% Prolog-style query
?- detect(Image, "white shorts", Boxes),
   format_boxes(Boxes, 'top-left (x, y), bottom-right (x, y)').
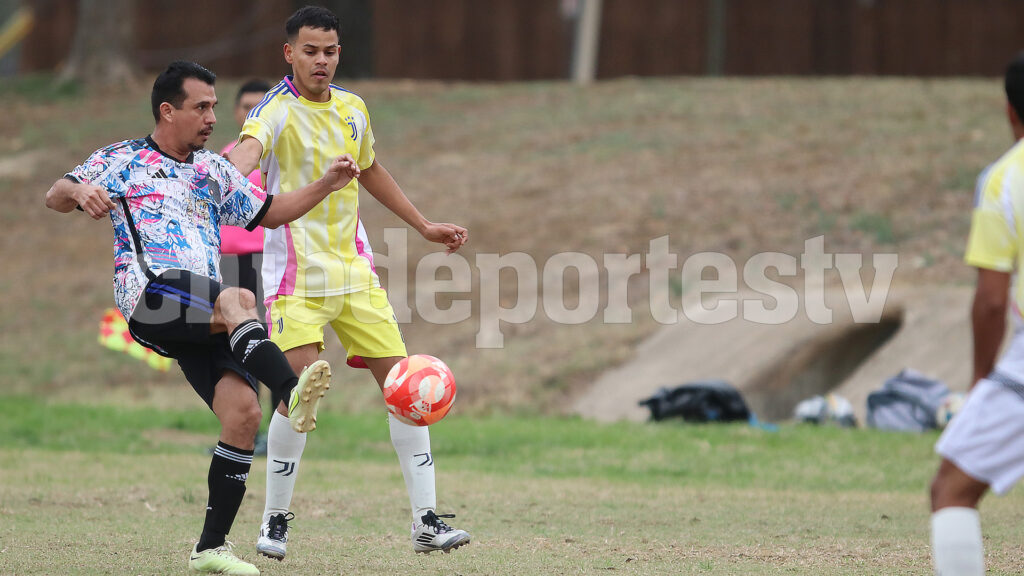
top-left (935, 378), bottom-right (1024, 495)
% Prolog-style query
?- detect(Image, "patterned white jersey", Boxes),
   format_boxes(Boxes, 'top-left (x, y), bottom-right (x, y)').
top-left (66, 136), bottom-right (271, 319)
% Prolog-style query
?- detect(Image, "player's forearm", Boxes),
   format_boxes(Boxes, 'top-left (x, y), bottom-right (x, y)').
top-left (227, 137), bottom-right (263, 177)
top-left (45, 178), bottom-right (81, 212)
top-left (361, 162), bottom-right (429, 234)
top-left (259, 179), bottom-right (332, 229)
top-left (971, 295), bottom-right (1006, 384)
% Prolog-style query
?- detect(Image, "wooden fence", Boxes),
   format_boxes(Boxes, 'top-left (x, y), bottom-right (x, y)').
top-left (18, 0), bottom-right (1024, 79)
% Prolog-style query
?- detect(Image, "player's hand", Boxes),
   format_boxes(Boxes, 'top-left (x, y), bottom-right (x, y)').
top-left (72, 184), bottom-right (117, 219)
top-left (320, 154), bottom-right (361, 191)
top-left (422, 222), bottom-right (468, 254)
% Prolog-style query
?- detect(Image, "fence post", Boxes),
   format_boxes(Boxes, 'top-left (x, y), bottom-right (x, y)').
top-left (571, 0), bottom-right (603, 84)
top-left (706, 0), bottom-right (727, 76)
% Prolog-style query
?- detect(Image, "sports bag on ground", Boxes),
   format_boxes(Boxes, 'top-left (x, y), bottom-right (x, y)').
top-left (865, 369), bottom-right (950, 432)
top-left (638, 380), bottom-right (751, 423)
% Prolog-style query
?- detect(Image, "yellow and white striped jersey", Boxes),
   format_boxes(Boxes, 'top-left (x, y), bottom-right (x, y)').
top-left (240, 76), bottom-right (377, 299)
top-left (965, 138), bottom-right (1024, 381)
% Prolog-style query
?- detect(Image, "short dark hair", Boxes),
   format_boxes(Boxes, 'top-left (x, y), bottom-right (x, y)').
top-left (1007, 52), bottom-right (1024, 122)
top-left (151, 61), bottom-right (216, 122)
top-left (286, 5), bottom-right (340, 42)
top-left (236, 79), bottom-right (271, 104)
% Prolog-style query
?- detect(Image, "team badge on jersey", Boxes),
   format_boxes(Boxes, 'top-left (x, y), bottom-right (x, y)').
top-left (345, 116), bottom-right (358, 141)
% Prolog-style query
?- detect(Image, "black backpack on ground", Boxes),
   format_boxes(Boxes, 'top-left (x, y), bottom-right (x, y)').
top-left (638, 380), bottom-right (751, 423)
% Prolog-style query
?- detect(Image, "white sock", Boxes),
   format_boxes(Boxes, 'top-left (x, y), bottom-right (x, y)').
top-left (389, 414), bottom-right (436, 523)
top-left (931, 507), bottom-right (984, 576)
top-left (263, 410), bottom-right (306, 524)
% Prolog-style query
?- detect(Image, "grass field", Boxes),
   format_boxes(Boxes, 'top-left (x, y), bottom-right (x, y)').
top-left (1, 395), bottom-right (1023, 575)
top-left (3, 74), bottom-right (1022, 574)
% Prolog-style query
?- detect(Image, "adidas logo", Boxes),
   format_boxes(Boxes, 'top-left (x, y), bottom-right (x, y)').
top-left (243, 340), bottom-right (262, 362)
top-left (227, 473), bottom-right (249, 482)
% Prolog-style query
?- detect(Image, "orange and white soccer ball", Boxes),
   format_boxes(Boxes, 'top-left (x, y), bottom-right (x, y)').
top-left (383, 355), bottom-right (457, 426)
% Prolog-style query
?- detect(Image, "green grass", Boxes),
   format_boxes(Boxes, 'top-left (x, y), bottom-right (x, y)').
top-left (0, 395), bottom-right (935, 492)
top-left (851, 211), bottom-right (898, 245)
top-left (3, 395), bottom-right (1023, 575)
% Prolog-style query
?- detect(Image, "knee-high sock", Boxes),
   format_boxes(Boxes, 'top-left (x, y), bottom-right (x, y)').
top-left (198, 442), bottom-right (253, 551)
top-left (263, 410), bottom-right (307, 524)
top-left (389, 414), bottom-right (436, 523)
top-left (229, 320), bottom-right (298, 407)
top-left (932, 507), bottom-right (984, 576)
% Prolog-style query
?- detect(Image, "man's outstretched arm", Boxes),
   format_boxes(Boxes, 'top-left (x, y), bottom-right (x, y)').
top-left (45, 177), bottom-right (116, 219)
top-left (227, 137), bottom-right (263, 178)
top-left (360, 160), bottom-right (468, 253)
top-left (259, 154), bottom-right (360, 229)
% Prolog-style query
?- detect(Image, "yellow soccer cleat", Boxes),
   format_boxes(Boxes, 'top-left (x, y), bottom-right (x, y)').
top-left (188, 541), bottom-right (259, 575)
top-left (288, 360), bottom-right (331, 433)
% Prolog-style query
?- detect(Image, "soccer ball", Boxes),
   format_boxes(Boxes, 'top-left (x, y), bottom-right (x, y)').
top-left (935, 393), bottom-right (966, 430)
top-left (383, 355), bottom-right (457, 426)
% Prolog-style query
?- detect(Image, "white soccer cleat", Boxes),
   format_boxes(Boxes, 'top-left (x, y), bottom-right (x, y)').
top-left (256, 512), bottom-right (293, 560)
top-left (288, 360), bottom-right (331, 433)
top-left (412, 511), bottom-right (471, 554)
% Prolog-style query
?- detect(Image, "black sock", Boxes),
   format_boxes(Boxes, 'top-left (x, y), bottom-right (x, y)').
top-left (197, 442), bottom-right (254, 552)
top-left (229, 320), bottom-right (298, 406)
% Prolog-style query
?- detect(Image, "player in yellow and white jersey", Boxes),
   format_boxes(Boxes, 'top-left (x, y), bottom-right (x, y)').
top-left (229, 6), bottom-right (470, 560)
top-left (930, 52), bottom-right (1024, 576)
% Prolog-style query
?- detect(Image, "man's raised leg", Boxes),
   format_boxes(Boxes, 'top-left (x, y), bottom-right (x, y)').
top-left (213, 288), bottom-right (330, 433)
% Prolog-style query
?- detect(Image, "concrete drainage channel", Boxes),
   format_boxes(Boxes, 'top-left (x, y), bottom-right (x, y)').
top-left (742, 307), bottom-right (905, 422)
top-left (573, 287), bottom-right (975, 425)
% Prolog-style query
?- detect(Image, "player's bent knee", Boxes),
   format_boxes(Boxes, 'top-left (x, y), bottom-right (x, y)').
top-left (216, 391), bottom-right (263, 437)
top-left (226, 403), bottom-right (263, 438)
top-left (930, 460), bottom-right (985, 510)
top-left (218, 287), bottom-right (257, 314)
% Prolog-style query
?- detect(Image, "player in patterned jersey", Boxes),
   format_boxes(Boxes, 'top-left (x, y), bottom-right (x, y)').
top-left (929, 52), bottom-right (1024, 576)
top-left (45, 61), bottom-right (360, 575)
top-left (229, 6), bottom-right (470, 559)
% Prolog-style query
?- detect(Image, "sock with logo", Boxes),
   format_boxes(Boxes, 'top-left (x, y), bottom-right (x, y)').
top-left (263, 410), bottom-right (307, 524)
top-left (197, 442), bottom-right (253, 552)
top-left (389, 414), bottom-right (436, 523)
top-left (229, 320), bottom-right (298, 407)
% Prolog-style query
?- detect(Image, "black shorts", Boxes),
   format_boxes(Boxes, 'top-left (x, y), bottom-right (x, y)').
top-left (127, 269), bottom-right (257, 408)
